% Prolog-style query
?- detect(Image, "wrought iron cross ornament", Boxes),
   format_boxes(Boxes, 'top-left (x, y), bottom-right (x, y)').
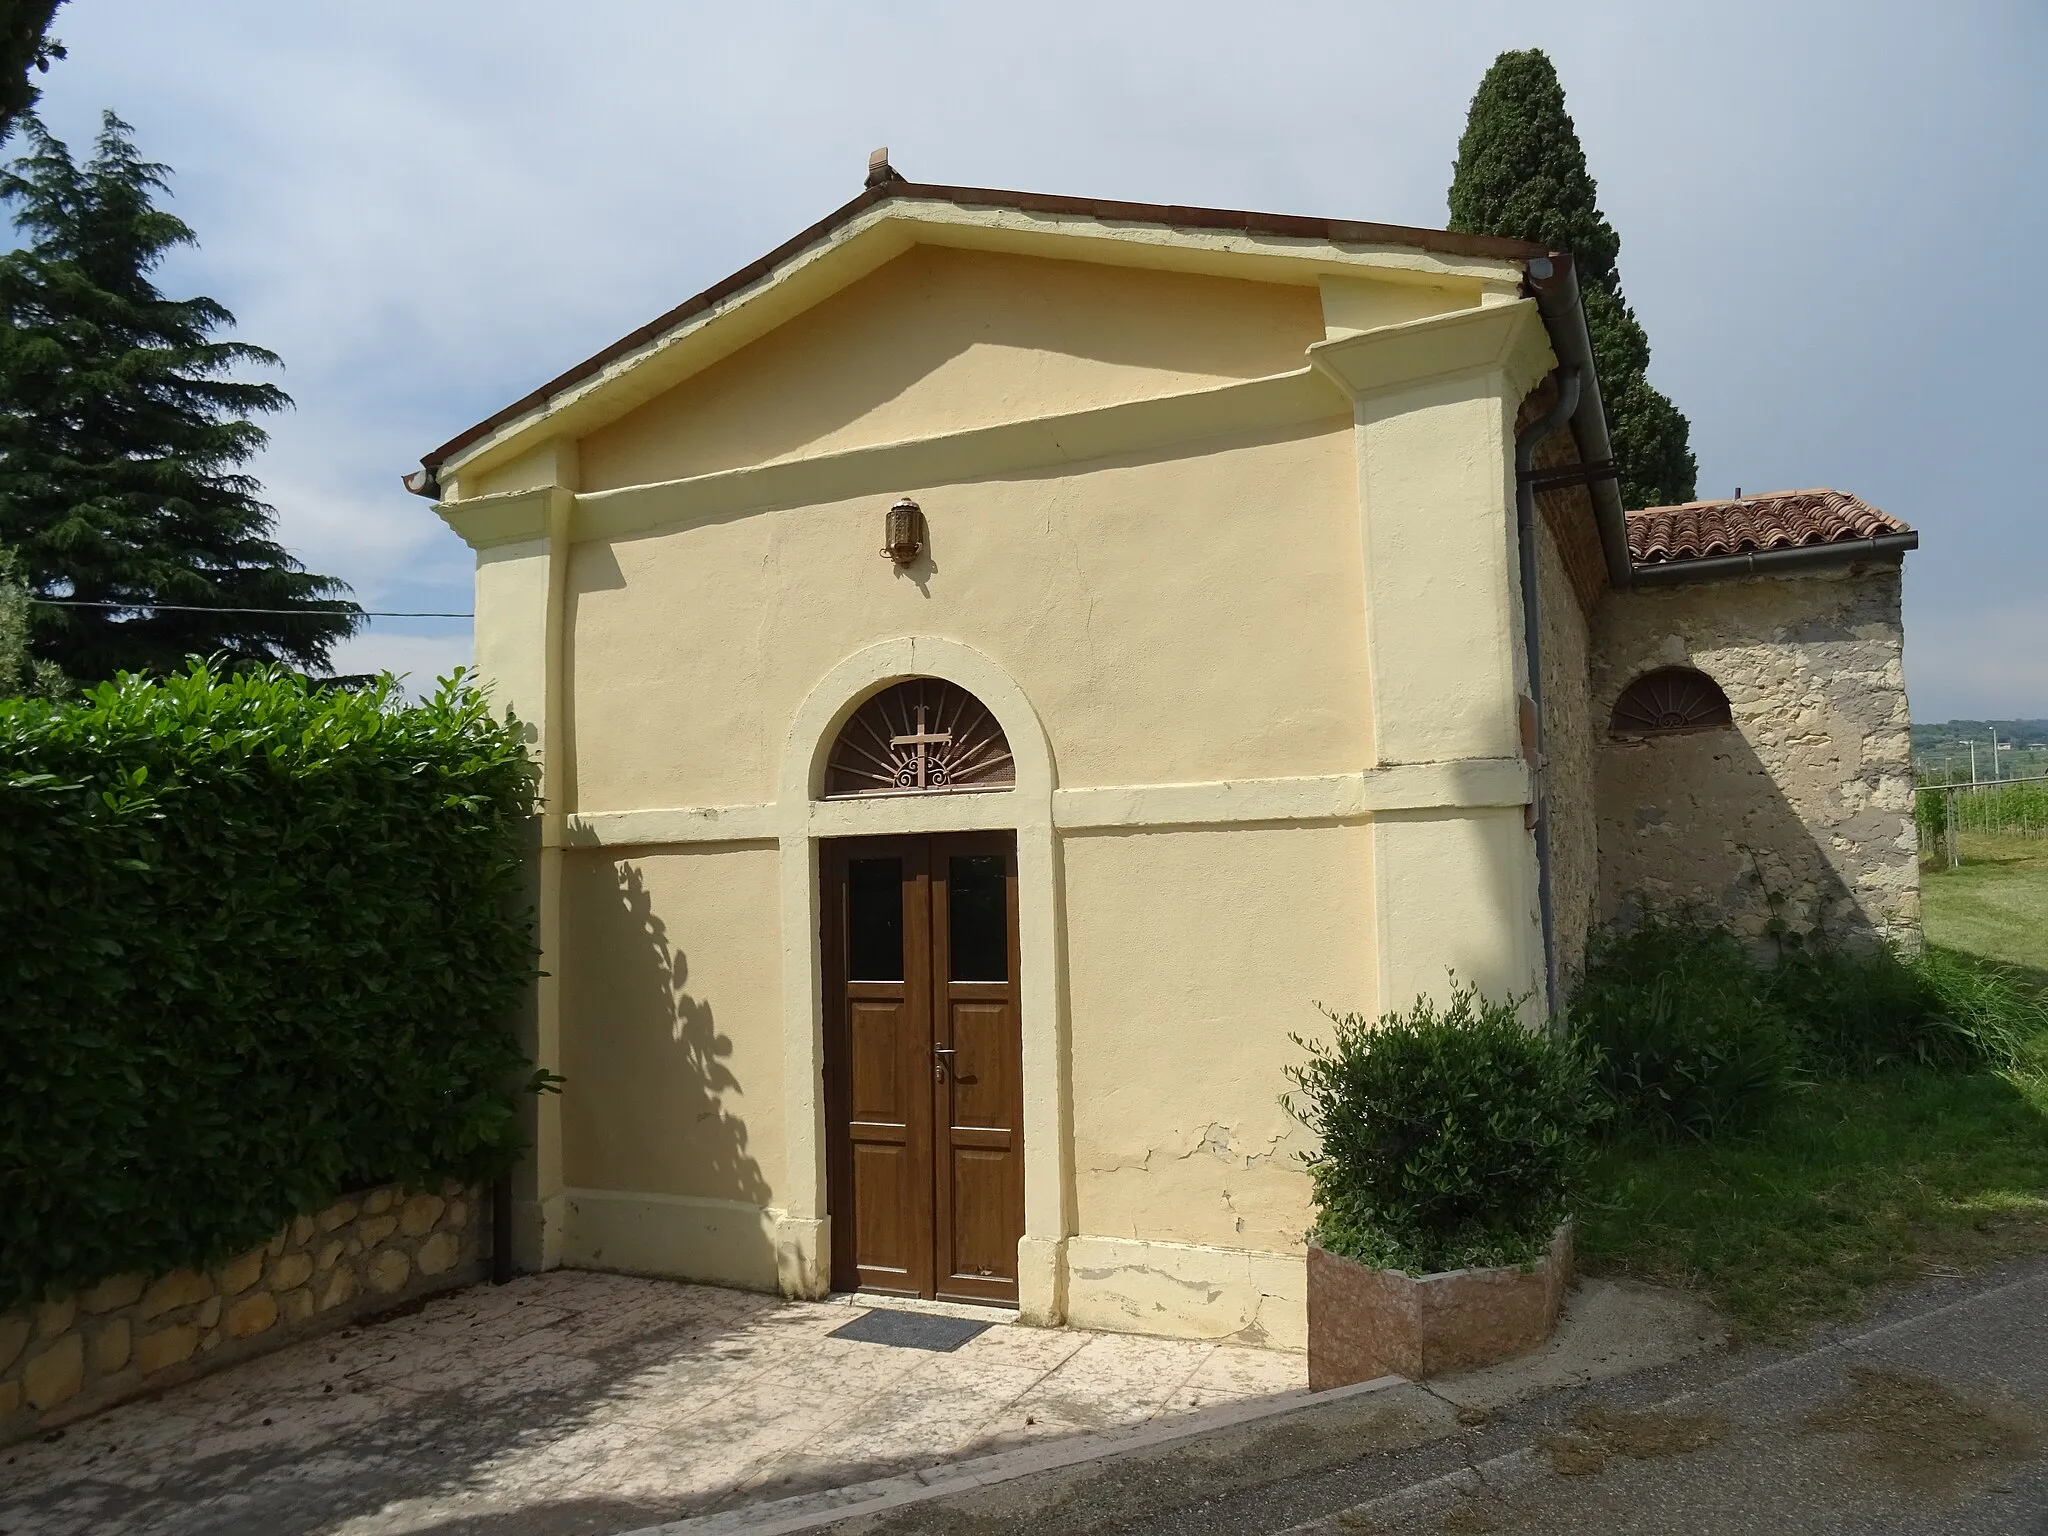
top-left (821, 679), bottom-right (1016, 799)
top-left (890, 705), bottom-right (953, 789)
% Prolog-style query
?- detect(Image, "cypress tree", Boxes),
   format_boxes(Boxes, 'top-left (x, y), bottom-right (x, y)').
top-left (1447, 49), bottom-right (1697, 509)
top-left (0, 112), bottom-right (360, 681)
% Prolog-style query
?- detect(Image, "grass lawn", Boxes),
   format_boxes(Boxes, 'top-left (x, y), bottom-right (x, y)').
top-left (1925, 833), bottom-right (2048, 980)
top-left (1578, 835), bottom-right (2048, 1341)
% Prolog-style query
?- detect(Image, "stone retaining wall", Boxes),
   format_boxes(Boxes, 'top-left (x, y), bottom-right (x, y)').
top-left (0, 1180), bottom-right (485, 1446)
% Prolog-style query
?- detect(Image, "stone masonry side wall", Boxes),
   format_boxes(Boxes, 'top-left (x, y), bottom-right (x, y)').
top-left (1537, 513), bottom-right (1599, 988)
top-left (1590, 563), bottom-right (1918, 948)
top-left (0, 1180), bottom-right (484, 1446)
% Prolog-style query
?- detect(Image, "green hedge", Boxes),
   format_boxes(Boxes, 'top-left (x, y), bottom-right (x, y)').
top-left (0, 663), bottom-right (545, 1308)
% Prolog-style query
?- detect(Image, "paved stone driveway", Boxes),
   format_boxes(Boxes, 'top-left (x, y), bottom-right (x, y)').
top-left (0, 1271), bottom-right (1305, 1536)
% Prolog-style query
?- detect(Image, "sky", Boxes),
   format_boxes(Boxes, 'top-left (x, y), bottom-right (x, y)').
top-left (19, 1), bottom-right (2046, 720)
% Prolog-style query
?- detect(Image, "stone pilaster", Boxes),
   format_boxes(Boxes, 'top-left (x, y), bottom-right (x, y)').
top-left (1309, 300), bottom-right (1557, 1017)
top-left (438, 446), bottom-right (577, 1270)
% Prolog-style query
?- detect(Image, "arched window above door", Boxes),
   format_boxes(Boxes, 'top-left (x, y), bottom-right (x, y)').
top-left (823, 678), bottom-right (1016, 798)
top-left (1610, 666), bottom-right (1734, 736)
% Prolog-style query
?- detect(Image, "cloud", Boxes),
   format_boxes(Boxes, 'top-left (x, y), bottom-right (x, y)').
top-left (21, 1), bottom-right (2044, 722)
top-left (327, 627), bottom-right (473, 701)
top-left (1909, 603), bottom-right (2048, 723)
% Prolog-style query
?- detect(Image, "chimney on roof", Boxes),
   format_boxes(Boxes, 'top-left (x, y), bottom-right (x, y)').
top-left (1734, 487), bottom-right (1743, 500)
top-left (866, 147), bottom-right (902, 188)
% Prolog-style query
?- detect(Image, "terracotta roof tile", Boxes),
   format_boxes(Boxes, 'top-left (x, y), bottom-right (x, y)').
top-left (1627, 490), bottom-right (1911, 567)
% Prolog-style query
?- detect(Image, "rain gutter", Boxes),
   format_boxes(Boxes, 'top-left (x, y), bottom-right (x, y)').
top-left (1521, 256), bottom-right (1633, 588)
top-left (1629, 531), bottom-right (1919, 586)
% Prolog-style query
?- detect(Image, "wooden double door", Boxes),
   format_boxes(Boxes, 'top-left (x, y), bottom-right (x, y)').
top-left (822, 833), bottom-right (1024, 1305)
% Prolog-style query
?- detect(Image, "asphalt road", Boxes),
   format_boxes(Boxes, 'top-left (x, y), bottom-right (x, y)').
top-left (820, 1253), bottom-right (2048, 1536)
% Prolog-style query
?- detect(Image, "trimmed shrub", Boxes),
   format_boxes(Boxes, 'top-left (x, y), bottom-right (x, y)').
top-left (1284, 983), bottom-right (1596, 1275)
top-left (0, 662), bottom-right (544, 1307)
top-left (1569, 919), bottom-right (1803, 1141)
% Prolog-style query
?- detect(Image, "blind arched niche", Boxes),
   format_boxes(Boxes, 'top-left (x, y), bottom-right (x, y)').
top-left (1610, 666), bottom-right (1734, 737)
top-left (823, 678), bottom-right (1016, 798)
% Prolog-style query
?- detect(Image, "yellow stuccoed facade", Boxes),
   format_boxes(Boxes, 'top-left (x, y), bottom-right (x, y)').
top-left (429, 198), bottom-right (1578, 1351)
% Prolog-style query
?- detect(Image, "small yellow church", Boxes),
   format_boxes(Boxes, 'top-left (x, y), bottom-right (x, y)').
top-left (407, 156), bottom-right (1917, 1350)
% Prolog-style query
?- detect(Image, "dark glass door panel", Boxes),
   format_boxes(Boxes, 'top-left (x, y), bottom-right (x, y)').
top-left (946, 855), bottom-right (1008, 982)
top-left (847, 857), bottom-right (904, 980)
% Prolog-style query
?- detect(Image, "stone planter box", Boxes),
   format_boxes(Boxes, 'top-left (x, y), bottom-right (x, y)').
top-left (1306, 1223), bottom-right (1572, 1389)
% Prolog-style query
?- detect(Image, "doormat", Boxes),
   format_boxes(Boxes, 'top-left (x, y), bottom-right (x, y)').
top-left (829, 1309), bottom-right (992, 1352)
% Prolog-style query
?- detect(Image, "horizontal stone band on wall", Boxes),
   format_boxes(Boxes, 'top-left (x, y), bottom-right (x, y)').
top-left (0, 1181), bottom-right (484, 1447)
top-left (568, 368), bottom-right (1351, 544)
top-left (562, 758), bottom-right (1535, 847)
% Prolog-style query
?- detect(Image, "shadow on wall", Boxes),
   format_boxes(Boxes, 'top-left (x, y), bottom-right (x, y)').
top-left (562, 855), bottom-right (774, 1272)
top-left (1587, 569), bottom-right (1917, 960)
top-left (1595, 726), bottom-right (1892, 954)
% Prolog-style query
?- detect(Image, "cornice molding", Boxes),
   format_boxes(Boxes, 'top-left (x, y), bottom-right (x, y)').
top-left (436, 486), bottom-right (571, 552)
top-left (1306, 298), bottom-right (1551, 406)
top-left (570, 367), bottom-right (1350, 544)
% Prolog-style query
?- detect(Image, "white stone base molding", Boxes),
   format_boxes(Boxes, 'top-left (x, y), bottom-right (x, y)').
top-left (1062, 1236), bottom-right (1307, 1352)
top-left (560, 1189), bottom-right (781, 1292)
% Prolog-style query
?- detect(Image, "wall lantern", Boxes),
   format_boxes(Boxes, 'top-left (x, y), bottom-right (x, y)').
top-left (881, 496), bottom-right (926, 566)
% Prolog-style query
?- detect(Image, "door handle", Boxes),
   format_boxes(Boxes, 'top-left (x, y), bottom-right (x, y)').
top-left (932, 1043), bottom-right (956, 1082)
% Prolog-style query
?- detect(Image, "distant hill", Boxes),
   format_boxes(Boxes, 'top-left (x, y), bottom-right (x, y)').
top-left (1914, 719), bottom-right (2048, 780)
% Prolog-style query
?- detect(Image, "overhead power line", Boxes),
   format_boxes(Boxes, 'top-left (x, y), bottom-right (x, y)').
top-left (28, 598), bottom-right (473, 619)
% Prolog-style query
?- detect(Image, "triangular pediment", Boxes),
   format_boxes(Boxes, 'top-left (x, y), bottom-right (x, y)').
top-left (431, 188), bottom-right (1540, 498)
top-left (570, 244), bottom-right (1328, 495)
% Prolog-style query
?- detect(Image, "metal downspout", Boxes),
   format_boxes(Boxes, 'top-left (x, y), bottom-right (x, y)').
top-left (491, 1174), bottom-right (514, 1285)
top-left (1515, 366), bottom-right (1583, 1021)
